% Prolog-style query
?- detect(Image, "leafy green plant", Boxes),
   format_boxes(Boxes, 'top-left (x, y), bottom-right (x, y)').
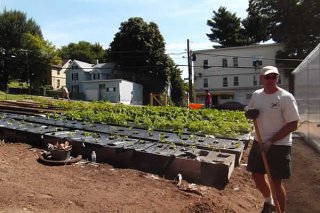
top-left (41, 99), bottom-right (250, 138)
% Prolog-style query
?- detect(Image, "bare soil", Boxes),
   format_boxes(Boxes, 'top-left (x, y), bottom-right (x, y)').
top-left (0, 137), bottom-right (319, 213)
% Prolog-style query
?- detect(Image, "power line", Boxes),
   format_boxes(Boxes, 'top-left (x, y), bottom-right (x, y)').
top-left (176, 64), bottom-right (299, 70)
top-left (107, 49), bottom-right (304, 61)
top-left (192, 52), bottom-right (304, 62)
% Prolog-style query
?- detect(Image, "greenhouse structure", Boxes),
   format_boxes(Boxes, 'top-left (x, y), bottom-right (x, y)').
top-left (293, 43), bottom-right (320, 123)
top-left (292, 43), bottom-right (320, 153)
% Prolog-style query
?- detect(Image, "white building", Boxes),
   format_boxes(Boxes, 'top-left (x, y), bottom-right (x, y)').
top-left (66, 60), bottom-right (143, 105)
top-left (82, 79), bottom-right (143, 105)
top-left (192, 43), bottom-right (288, 106)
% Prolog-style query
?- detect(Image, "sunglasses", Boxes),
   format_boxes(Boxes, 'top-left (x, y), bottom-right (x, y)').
top-left (264, 75), bottom-right (278, 80)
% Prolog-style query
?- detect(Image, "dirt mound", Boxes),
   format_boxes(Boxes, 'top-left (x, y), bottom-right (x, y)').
top-left (0, 137), bottom-right (319, 213)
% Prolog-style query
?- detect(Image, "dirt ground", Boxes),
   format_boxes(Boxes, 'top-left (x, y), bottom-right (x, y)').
top-left (0, 136), bottom-right (319, 213)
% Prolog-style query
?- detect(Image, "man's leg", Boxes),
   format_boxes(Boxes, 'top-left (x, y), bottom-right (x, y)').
top-left (252, 173), bottom-right (271, 198)
top-left (252, 173), bottom-right (277, 212)
top-left (273, 179), bottom-right (286, 212)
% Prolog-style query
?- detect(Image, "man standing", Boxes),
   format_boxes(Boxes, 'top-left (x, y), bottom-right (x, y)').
top-left (205, 89), bottom-right (212, 109)
top-left (61, 86), bottom-right (70, 101)
top-left (245, 66), bottom-right (300, 213)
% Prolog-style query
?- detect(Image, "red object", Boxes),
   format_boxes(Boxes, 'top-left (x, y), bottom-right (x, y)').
top-left (188, 103), bottom-right (204, 109)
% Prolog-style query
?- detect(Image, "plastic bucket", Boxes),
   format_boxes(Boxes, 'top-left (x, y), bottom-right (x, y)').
top-left (50, 148), bottom-right (71, 160)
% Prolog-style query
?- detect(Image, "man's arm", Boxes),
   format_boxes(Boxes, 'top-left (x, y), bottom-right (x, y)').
top-left (269, 120), bottom-right (299, 143)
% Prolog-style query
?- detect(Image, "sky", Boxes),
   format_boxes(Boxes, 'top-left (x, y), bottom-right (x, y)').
top-left (1, 0), bottom-right (250, 78)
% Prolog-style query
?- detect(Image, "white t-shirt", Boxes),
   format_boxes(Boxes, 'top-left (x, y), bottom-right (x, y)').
top-left (247, 87), bottom-right (300, 146)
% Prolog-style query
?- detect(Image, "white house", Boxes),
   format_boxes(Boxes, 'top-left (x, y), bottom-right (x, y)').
top-left (192, 43), bottom-right (288, 106)
top-left (66, 60), bottom-right (143, 105)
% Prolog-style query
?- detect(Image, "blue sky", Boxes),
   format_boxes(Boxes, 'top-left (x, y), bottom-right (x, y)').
top-left (1, 0), bottom-right (249, 78)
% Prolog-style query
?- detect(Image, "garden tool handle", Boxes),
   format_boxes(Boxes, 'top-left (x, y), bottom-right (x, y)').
top-left (253, 119), bottom-right (282, 213)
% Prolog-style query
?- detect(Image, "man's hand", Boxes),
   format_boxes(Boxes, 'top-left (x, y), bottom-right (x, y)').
top-left (245, 109), bottom-right (259, 120)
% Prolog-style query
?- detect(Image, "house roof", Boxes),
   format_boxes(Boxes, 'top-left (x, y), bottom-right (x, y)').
top-left (51, 59), bottom-right (72, 69)
top-left (94, 62), bottom-right (115, 69)
top-left (193, 43), bottom-right (283, 53)
top-left (71, 60), bottom-right (115, 73)
top-left (73, 60), bottom-right (94, 72)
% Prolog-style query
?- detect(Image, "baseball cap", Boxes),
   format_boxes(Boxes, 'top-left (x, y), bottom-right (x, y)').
top-left (260, 66), bottom-right (279, 76)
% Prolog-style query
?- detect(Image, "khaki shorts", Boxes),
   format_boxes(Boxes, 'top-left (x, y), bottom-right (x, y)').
top-left (247, 141), bottom-right (291, 179)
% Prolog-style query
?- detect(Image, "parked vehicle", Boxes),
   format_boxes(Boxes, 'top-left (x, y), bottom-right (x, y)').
top-left (216, 101), bottom-right (246, 111)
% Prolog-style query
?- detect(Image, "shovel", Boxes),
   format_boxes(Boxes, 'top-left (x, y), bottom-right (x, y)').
top-left (253, 119), bottom-right (282, 213)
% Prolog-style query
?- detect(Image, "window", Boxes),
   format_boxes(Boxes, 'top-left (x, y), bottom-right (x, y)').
top-left (253, 60), bottom-right (262, 68)
top-left (203, 60), bottom-right (208, 69)
top-left (222, 58), bottom-right (227, 67)
top-left (57, 79), bottom-right (60, 88)
top-left (72, 73), bottom-right (79, 81)
top-left (93, 73), bottom-right (100, 80)
top-left (57, 70), bottom-right (60, 75)
top-left (253, 75), bottom-right (257, 86)
top-left (233, 76), bottom-right (239, 86)
top-left (278, 75), bottom-right (281, 84)
top-left (221, 94), bottom-right (233, 100)
top-left (252, 56), bottom-right (263, 68)
top-left (203, 78), bottom-right (208, 88)
top-left (233, 57), bottom-right (238, 67)
top-left (107, 87), bottom-right (116, 92)
top-left (223, 77), bottom-right (228, 87)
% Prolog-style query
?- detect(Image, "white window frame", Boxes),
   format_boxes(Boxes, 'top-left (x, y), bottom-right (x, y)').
top-left (203, 78), bottom-right (208, 88)
top-left (203, 60), bottom-right (208, 69)
top-left (223, 77), bottom-right (228, 87)
top-left (233, 57), bottom-right (238, 67)
top-left (233, 76), bottom-right (239, 86)
top-left (222, 58), bottom-right (228, 67)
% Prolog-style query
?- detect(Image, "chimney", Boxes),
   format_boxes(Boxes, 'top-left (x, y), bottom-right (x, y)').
top-left (96, 59), bottom-right (99, 65)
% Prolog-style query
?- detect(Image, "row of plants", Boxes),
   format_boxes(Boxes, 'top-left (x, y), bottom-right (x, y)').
top-left (45, 100), bottom-right (250, 138)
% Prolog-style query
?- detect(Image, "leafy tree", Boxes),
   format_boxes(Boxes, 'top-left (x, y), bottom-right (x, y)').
top-left (107, 17), bottom-right (170, 103)
top-left (58, 41), bottom-right (105, 64)
top-left (245, 0), bottom-right (320, 92)
top-left (0, 9), bottom-right (42, 90)
top-left (167, 58), bottom-right (185, 106)
top-left (12, 33), bottom-right (61, 88)
top-left (242, 0), bottom-right (271, 43)
top-left (207, 7), bottom-right (250, 47)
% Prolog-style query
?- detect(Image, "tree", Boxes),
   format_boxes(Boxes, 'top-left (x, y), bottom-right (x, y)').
top-left (207, 7), bottom-right (250, 47)
top-left (245, 0), bottom-right (320, 58)
top-left (0, 9), bottom-right (42, 90)
top-left (58, 41), bottom-right (106, 64)
top-left (13, 33), bottom-right (61, 88)
top-left (242, 0), bottom-right (271, 43)
top-left (167, 58), bottom-right (185, 106)
top-left (245, 0), bottom-right (320, 92)
top-left (107, 17), bottom-right (170, 103)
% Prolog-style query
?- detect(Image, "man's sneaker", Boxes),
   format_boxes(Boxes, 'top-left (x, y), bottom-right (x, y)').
top-left (261, 202), bottom-right (275, 213)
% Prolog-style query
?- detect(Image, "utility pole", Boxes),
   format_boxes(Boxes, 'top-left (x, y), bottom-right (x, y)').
top-left (26, 51), bottom-right (31, 97)
top-left (187, 39), bottom-right (193, 103)
top-left (21, 49), bottom-right (31, 98)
